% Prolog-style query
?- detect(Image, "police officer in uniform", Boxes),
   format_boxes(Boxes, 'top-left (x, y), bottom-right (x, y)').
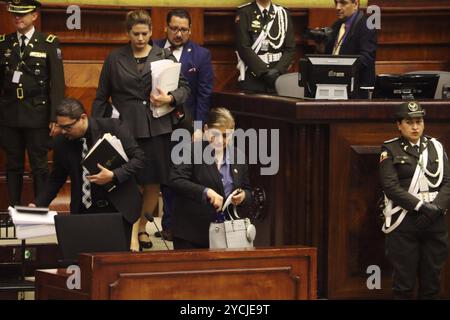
top-left (0, 0), bottom-right (65, 205)
top-left (235, 0), bottom-right (295, 93)
top-left (379, 101), bottom-right (450, 299)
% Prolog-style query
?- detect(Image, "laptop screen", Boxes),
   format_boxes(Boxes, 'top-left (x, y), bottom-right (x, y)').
top-left (54, 213), bottom-right (128, 264)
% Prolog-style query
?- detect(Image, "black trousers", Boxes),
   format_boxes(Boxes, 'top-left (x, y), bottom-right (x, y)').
top-left (0, 126), bottom-right (50, 204)
top-left (386, 218), bottom-right (449, 299)
top-left (1, 126), bottom-right (49, 174)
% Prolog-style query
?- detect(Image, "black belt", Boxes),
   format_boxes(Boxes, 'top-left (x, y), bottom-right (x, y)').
top-left (4, 87), bottom-right (48, 100)
top-left (94, 200), bottom-right (110, 208)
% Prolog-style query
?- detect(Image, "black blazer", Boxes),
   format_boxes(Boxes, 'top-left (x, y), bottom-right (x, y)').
top-left (325, 11), bottom-right (377, 87)
top-left (169, 141), bottom-right (253, 247)
top-left (380, 135), bottom-right (450, 232)
top-left (92, 44), bottom-right (190, 138)
top-left (35, 118), bottom-right (145, 224)
top-left (0, 31), bottom-right (65, 127)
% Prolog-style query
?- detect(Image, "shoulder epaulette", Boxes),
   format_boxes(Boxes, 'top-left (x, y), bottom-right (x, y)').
top-left (46, 34), bottom-right (57, 43)
top-left (238, 2), bottom-right (251, 9)
top-left (384, 137), bottom-right (399, 144)
top-left (0, 34), bottom-right (5, 43)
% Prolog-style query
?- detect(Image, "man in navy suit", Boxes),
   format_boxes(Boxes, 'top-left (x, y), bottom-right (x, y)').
top-left (154, 9), bottom-right (214, 240)
top-left (324, 0), bottom-right (377, 88)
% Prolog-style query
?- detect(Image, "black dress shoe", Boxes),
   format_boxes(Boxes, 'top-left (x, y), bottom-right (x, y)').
top-left (138, 232), bottom-right (153, 250)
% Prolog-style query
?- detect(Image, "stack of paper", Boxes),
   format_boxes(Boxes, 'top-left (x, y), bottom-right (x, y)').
top-left (8, 206), bottom-right (57, 239)
top-left (150, 59), bottom-right (181, 118)
top-left (81, 133), bottom-right (128, 175)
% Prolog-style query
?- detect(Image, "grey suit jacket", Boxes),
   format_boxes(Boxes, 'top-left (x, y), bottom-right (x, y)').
top-left (92, 44), bottom-right (190, 138)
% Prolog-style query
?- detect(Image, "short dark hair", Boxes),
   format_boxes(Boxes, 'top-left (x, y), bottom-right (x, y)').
top-left (166, 9), bottom-right (191, 26)
top-left (56, 98), bottom-right (86, 119)
top-left (125, 9), bottom-right (152, 32)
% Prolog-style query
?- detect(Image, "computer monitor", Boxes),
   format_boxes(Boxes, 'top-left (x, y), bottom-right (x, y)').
top-left (54, 213), bottom-right (128, 265)
top-left (299, 54), bottom-right (361, 99)
top-left (373, 73), bottom-right (440, 100)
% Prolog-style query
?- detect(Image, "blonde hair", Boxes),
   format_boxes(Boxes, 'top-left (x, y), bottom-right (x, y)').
top-left (125, 10), bottom-right (152, 32)
top-left (207, 107), bottom-right (235, 129)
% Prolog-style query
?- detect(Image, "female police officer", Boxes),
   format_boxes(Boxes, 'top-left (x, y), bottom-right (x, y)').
top-left (380, 101), bottom-right (450, 299)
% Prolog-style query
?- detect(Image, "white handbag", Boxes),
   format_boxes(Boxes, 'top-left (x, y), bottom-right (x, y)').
top-left (209, 190), bottom-right (256, 249)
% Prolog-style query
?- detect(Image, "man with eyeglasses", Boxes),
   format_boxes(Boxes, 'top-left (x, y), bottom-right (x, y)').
top-left (0, 0), bottom-right (65, 206)
top-left (154, 9), bottom-right (214, 241)
top-left (32, 98), bottom-right (145, 248)
top-left (235, 0), bottom-right (295, 93)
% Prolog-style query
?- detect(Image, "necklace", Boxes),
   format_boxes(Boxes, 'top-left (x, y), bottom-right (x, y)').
top-left (135, 56), bottom-right (148, 64)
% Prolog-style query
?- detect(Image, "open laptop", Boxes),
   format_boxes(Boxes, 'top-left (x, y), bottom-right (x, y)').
top-left (54, 213), bottom-right (128, 265)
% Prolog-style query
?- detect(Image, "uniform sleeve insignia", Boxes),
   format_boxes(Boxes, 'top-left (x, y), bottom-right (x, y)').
top-left (380, 151), bottom-right (389, 163)
top-left (46, 34), bottom-right (57, 43)
top-left (0, 34), bottom-right (5, 42)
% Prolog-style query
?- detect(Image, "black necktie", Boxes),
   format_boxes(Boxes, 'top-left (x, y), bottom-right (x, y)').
top-left (262, 9), bottom-right (269, 24)
top-left (413, 145), bottom-right (420, 154)
top-left (20, 34), bottom-right (27, 54)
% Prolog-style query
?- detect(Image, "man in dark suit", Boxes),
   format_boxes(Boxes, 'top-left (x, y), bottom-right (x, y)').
top-left (380, 101), bottom-right (450, 299)
top-left (236, 0), bottom-right (296, 93)
top-left (324, 0), bottom-right (377, 88)
top-left (154, 9), bottom-right (214, 241)
top-left (33, 98), bottom-right (145, 248)
top-left (154, 9), bottom-right (213, 138)
top-left (0, 0), bottom-right (65, 205)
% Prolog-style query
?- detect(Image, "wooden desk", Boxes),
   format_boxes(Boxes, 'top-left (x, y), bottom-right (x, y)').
top-left (213, 92), bottom-right (450, 299)
top-left (35, 246), bottom-right (317, 300)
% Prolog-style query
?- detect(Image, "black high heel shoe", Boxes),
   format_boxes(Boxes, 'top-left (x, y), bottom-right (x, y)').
top-left (138, 231), bottom-right (153, 251)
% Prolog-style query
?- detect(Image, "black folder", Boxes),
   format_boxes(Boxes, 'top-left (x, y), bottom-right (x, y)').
top-left (81, 138), bottom-right (127, 174)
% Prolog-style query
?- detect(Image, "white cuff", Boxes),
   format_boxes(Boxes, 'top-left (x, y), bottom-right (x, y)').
top-left (414, 200), bottom-right (424, 211)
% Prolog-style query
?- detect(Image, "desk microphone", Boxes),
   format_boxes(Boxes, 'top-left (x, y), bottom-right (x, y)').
top-left (144, 212), bottom-right (170, 250)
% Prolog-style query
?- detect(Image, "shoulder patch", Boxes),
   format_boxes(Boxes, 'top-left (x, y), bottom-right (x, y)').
top-left (0, 34), bottom-right (5, 42)
top-left (379, 151), bottom-right (389, 163)
top-left (238, 2), bottom-right (251, 9)
top-left (46, 34), bottom-right (57, 43)
top-left (384, 137), bottom-right (399, 144)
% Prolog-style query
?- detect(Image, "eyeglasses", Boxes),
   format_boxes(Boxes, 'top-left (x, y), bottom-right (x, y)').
top-left (55, 118), bottom-right (79, 131)
top-left (168, 25), bottom-right (190, 35)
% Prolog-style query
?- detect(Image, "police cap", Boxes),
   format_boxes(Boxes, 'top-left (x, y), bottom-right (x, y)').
top-left (395, 101), bottom-right (426, 120)
top-left (7, 0), bottom-right (41, 14)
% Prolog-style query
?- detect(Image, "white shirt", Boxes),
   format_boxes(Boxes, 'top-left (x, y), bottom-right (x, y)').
top-left (409, 141), bottom-right (421, 150)
top-left (17, 26), bottom-right (35, 47)
top-left (164, 40), bottom-right (183, 62)
top-left (257, 1), bottom-right (272, 15)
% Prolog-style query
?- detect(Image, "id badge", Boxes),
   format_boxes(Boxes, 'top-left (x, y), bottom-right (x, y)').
top-left (12, 70), bottom-right (22, 84)
top-left (260, 39), bottom-right (269, 52)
